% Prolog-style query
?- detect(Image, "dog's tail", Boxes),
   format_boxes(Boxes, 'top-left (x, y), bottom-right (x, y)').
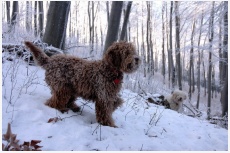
top-left (24, 41), bottom-right (50, 69)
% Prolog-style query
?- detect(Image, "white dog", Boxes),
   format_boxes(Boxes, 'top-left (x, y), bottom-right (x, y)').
top-left (165, 89), bottom-right (187, 112)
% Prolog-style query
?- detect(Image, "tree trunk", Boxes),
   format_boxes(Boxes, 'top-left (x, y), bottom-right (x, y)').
top-left (34, 1), bottom-right (38, 37)
top-left (43, 1), bottom-right (71, 50)
top-left (38, 1), bottom-right (44, 38)
top-left (221, 1), bottom-right (228, 116)
top-left (169, 1), bottom-right (175, 88)
top-left (196, 11), bottom-right (204, 109)
top-left (106, 1), bottom-right (110, 25)
top-left (175, 1), bottom-right (182, 90)
top-left (6, 1), bottom-right (10, 25)
top-left (189, 20), bottom-right (195, 101)
top-left (146, 2), bottom-right (151, 73)
top-left (207, 2), bottom-right (215, 120)
top-left (120, 2), bottom-right (132, 41)
top-left (26, 2), bottom-right (32, 32)
top-left (9, 1), bottom-right (18, 32)
top-left (104, 1), bottom-right (123, 52)
top-left (161, 2), bottom-right (166, 81)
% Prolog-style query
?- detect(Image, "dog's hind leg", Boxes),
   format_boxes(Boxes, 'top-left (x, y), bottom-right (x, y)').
top-left (45, 88), bottom-right (73, 113)
top-left (66, 95), bottom-right (81, 112)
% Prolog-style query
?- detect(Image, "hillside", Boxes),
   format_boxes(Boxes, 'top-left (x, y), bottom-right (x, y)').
top-left (1, 52), bottom-right (228, 151)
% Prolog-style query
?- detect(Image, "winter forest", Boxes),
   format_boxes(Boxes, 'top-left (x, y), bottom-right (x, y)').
top-left (1, 1), bottom-right (228, 151)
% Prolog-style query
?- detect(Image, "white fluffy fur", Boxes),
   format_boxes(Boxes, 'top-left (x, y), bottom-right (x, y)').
top-left (165, 89), bottom-right (187, 112)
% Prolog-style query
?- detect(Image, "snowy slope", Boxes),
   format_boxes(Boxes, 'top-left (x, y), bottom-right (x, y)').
top-left (1, 55), bottom-right (228, 151)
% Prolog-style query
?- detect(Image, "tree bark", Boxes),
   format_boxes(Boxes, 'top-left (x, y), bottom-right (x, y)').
top-left (169, 1), bottom-right (175, 88)
top-left (120, 2), bottom-right (132, 41)
top-left (161, 2), bottom-right (166, 81)
top-left (207, 2), bottom-right (215, 120)
top-left (9, 1), bottom-right (19, 32)
top-left (189, 20), bottom-right (195, 101)
top-left (43, 1), bottom-right (71, 50)
top-left (34, 1), bottom-right (38, 37)
top-left (106, 1), bottom-right (110, 25)
top-left (38, 1), bottom-right (44, 38)
top-left (104, 1), bottom-right (123, 52)
top-left (175, 1), bottom-right (182, 90)
top-left (6, 1), bottom-right (10, 25)
top-left (221, 1), bottom-right (228, 116)
top-left (196, 11), bottom-right (204, 109)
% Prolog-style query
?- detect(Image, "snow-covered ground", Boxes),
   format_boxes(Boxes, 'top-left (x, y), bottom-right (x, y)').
top-left (1, 52), bottom-right (228, 151)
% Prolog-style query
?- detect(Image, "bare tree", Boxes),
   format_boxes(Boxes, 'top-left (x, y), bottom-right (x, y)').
top-left (207, 2), bottom-right (215, 119)
top-left (189, 20), bottom-right (196, 101)
top-left (26, 2), bottom-right (32, 32)
top-left (120, 1), bottom-right (132, 41)
top-left (169, 1), bottom-right (175, 88)
top-left (161, 2), bottom-right (166, 81)
top-left (88, 1), bottom-right (99, 53)
top-left (38, 1), bottom-right (44, 38)
top-left (43, 1), bottom-right (71, 50)
top-left (175, 1), bottom-right (182, 90)
top-left (221, 1), bottom-right (228, 116)
top-left (34, 1), bottom-right (38, 37)
top-left (146, 1), bottom-right (151, 73)
top-left (9, 1), bottom-right (19, 32)
top-left (6, 1), bottom-right (10, 25)
top-left (196, 11), bottom-right (204, 109)
top-left (104, 1), bottom-right (123, 52)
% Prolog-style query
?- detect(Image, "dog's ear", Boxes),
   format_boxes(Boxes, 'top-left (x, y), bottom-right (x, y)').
top-left (105, 44), bottom-right (121, 68)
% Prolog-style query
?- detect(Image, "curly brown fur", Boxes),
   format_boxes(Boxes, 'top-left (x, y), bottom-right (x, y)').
top-left (24, 41), bottom-right (140, 127)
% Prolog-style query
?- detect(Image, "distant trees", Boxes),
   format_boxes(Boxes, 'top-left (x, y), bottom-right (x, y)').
top-left (43, 1), bottom-right (71, 50)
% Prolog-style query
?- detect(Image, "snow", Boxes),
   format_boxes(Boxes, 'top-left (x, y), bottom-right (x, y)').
top-left (1, 54), bottom-right (228, 151)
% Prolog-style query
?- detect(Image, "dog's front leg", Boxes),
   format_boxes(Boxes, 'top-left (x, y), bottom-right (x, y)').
top-left (95, 99), bottom-right (117, 127)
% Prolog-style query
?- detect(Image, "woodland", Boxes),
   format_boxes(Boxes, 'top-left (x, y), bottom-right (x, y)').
top-left (2, 1), bottom-right (228, 128)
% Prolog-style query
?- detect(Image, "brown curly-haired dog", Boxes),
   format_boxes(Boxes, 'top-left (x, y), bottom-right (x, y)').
top-left (24, 41), bottom-right (140, 127)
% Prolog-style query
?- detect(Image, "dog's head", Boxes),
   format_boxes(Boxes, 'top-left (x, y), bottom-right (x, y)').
top-left (104, 41), bottom-right (140, 73)
top-left (171, 89), bottom-right (187, 104)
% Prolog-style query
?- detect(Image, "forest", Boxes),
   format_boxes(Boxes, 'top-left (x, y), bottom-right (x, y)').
top-left (1, 1), bottom-right (228, 151)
